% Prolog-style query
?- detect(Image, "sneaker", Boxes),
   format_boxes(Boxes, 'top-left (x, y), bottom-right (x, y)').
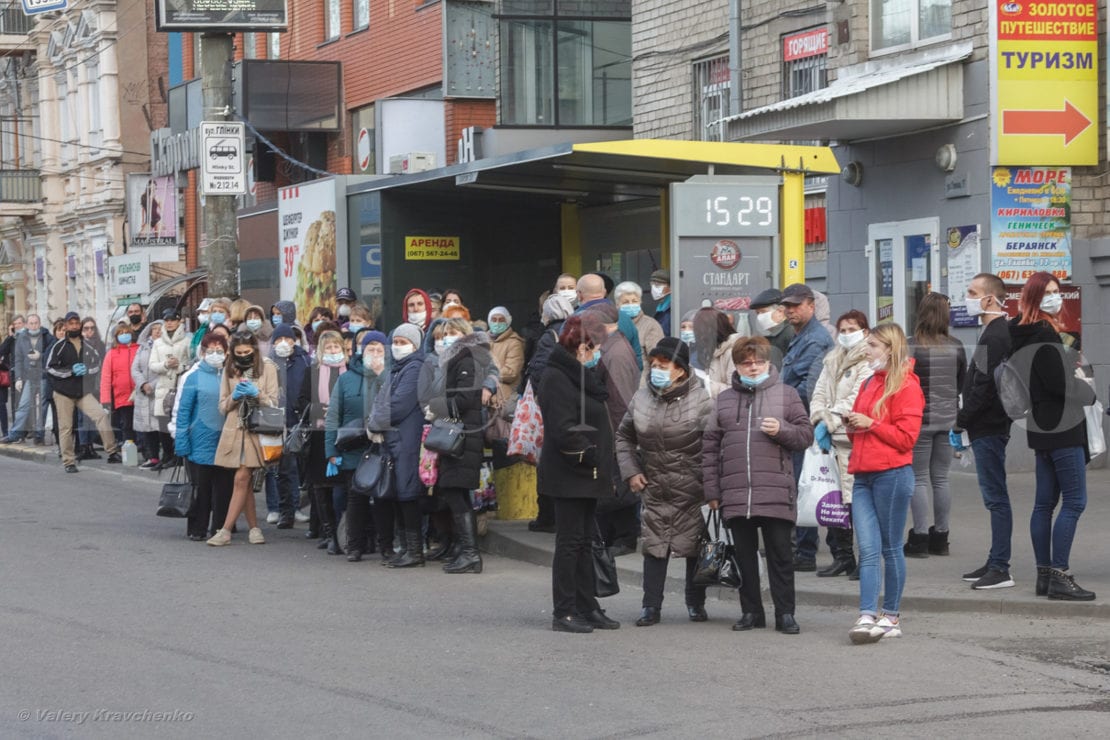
top-left (248, 527), bottom-right (266, 545)
top-left (266, 511), bottom-right (280, 524)
top-left (972, 569), bottom-right (1015, 590)
top-left (875, 615), bottom-right (902, 639)
top-left (64, 464), bottom-right (79, 474)
top-left (294, 510), bottom-right (310, 523)
top-left (962, 561), bottom-right (990, 582)
top-left (139, 459), bottom-right (160, 470)
top-left (207, 529), bottom-right (232, 546)
top-left (849, 615), bottom-right (882, 645)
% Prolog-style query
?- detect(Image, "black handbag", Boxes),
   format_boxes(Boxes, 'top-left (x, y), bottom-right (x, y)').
top-left (247, 404), bottom-right (286, 435)
top-left (156, 463), bottom-right (195, 518)
top-left (350, 444), bottom-right (396, 499)
top-left (335, 418), bottom-right (369, 453)
top-left (423, 399), bottom-right (465, 458)
top-left (283, 406), bottom-right (310, 455)
top-left (592, 524), bottom-right (620, 598)
top-left (692, 509), bottom-right (742, 588)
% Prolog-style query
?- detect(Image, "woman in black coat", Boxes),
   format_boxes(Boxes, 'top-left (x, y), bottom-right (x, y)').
top-left (537, 313), bottom-right (619, 633)
top-left (432, 319), bottom-right (491, 574)
top-left (305, 330), bottom-right (350, 555)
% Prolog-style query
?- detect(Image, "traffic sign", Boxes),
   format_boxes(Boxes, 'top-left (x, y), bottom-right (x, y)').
top-left (22, 0), bottom-right (68, 15)
top-left (991, 0), bottom-right (1098, 165)
top-left (199, 121), bottom-right (247, 195)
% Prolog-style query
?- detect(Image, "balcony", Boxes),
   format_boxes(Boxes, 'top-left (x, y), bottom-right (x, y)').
top-left (0, 169), bottom-right (41, 216)
top-left (0, 5), bottom-right (34, 52)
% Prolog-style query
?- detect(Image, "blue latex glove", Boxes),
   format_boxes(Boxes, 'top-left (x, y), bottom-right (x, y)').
top-left (326, 457), bottom-right (342, 477)
top-left (814, 421), bottom-right (832, 452)
top-left (231, 384), bottom-right (247, 400)
top-left (949, 430), bottom-right (966, 451)
top-left (242, 382), bottom-right (260, 398)
top-left (72, 363), bottom-right (87, 377)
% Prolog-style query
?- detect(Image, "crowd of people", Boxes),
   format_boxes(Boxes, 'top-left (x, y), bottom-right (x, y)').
top-left (0, 267), bottom-right (1098, 640)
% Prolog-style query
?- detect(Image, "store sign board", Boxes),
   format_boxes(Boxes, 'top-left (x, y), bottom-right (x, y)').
top-left (405, 236), bottom-right (460, 261)
top-left (783, 28), bottom-right (828, 62)
top-left (990, 166), bottom-right (1071, 282)
top-left (155, 0), bottom-right (288, 31)
top-left (108, 253), bottom-right (151, 298)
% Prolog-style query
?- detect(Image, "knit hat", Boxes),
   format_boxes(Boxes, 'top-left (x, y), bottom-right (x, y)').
top-left (360, 330), bottom-right (388, 348)
top-left (272, 324), bottom-right (296, 342)
top-left (487, 306), bottom-right (512, 325)
top-left (542, 294), bottom-right (574, 323)
top-left (649, 335), bottom-right (690, 372)
top-left (392, 323), bottom-right (423, 348)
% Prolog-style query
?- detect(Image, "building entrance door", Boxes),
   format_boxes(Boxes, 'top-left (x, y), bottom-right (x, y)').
top-left (866, 218), bottom-right (940, 330)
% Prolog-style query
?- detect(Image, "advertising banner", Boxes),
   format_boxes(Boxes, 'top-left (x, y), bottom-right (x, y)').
top-left (127, 174), bottom-right (178, 248)
top-left (108, 253), bottom-right (151, 298)
top-left (155, 1), bottom-right (288, 31)
top-left (990, 166), bottom-right (1071, 281)
top-left (1004, 283), bottom-right (1081, 334)
top-left (946, 225), bottom-right (982, 327)
top-left (675, 236), bottom-right (772, 336)
top-left (279, 180), bottom-right (339, 321)
top-left (404, 236), bottom-right (460, 261)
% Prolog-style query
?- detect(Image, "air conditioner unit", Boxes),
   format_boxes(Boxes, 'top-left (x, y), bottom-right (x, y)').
top-left (388, 152), bottom-right (436, 174)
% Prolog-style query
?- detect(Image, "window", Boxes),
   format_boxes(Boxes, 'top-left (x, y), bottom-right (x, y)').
top-left (268, 32), bottom-right (281, 59)
top-left (85, 59), bottom-right (101, 150)
top-left (500, 2), bottom-right (631, 126)
top-left (782, 28), bottom-right (828, 98)
top-left (326, 0), bottom-right (341, 41)
top-left (354, 0), bottom-right (369, 30)
top-left (871, 0), bottom-right (951, 52)
top-left (692, 55), bottom-right (730, 141)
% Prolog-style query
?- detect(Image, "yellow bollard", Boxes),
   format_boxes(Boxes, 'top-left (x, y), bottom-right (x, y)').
top-left (493, 462), bottom-right (539, 520)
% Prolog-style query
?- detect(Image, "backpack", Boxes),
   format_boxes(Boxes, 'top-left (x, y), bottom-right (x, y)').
top-left (993, 357), bottom-right (1030, 421)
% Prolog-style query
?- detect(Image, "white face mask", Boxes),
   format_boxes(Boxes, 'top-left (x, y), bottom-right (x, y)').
top-left (204, 352), bottom-right (225, 368)
top-left (363, 351), bottom-right (384, 369)
top-left (868, 357), bottom-right (887, 372)
top-left (273, 342), bottom-right (294, 358)
top-left (392, 344), bottom-right (414, 361)
top-left (1040, 293), bottom-right (1063, 314)
top-left (650, 284), bottom-right (666, 301)
top-left (756, 310), bottom-right (779, 333)
top-left (557, 289), bottom-right (577, 306)
top-left (434, 339), bottom-right (447, 355)
top-left (407, 311), bottom-right (426, 326)
top-left (338, 304), bottom-right (352, 317)
top-left (965, 296), bottom-right (986, 317)
top-left (838, 330), bottom-right (865, 350)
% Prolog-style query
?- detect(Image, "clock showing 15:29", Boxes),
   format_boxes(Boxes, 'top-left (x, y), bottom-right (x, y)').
top-left (671, 180), bottom-right (780, 237)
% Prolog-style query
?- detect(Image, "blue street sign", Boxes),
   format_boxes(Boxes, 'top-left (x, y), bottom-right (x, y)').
top-left (23, 0), bottom-right (68, 15)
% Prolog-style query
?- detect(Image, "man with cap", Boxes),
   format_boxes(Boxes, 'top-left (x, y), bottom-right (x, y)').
top-left (336, 287), bottom-right (358, 327)
top-left (190, 297), bottom-right (215, 358)
top-left (46, 312), bottom-right (122, 472)
top-left (749, 288), bottom-right (795, 370)
top-left (149, 307), bottom-right (192, 468)
top-left (270, 322), bottom-right (312, 528)
top-left (779, 283), bottom-right (835, 571)
top-left (649, 270), bottom-right (673, 337)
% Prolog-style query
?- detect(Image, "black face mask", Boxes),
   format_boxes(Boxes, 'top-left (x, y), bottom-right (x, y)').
top-left (233, 353), bottom-right (255, 369)
top-left (66, 329), bottom-right (81, 339)
top-left (129, 314), bottom-right (142, 325)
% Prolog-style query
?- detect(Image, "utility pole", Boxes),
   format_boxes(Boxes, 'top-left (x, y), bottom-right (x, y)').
top-left (200, 33), bottom-right (239, 298)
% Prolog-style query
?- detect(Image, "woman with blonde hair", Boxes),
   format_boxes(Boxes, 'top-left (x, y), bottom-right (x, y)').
top-left (845, 323), bottom-right (924, 643)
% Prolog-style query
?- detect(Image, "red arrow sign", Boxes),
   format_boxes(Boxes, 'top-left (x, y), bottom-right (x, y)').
top-left (1002, 100), bottom-right (1091, 145)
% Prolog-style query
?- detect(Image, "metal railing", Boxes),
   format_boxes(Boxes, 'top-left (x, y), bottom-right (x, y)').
top-left (0, 169), bottom-right (41, 202)
top-left (0, 7), bottom-right (34, 36)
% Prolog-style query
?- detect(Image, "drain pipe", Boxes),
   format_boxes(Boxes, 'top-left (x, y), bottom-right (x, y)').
top-left (729, 0), bottom-right (742, 123)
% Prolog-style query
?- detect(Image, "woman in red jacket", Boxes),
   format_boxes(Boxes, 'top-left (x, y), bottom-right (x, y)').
top-left (101, 324), bottom-right (139, 447)
top-left (845, 323), bottom-right (924, 644)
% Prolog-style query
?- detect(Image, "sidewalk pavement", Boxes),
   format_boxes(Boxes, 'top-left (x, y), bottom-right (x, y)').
top-left (4, 440), bottom-right (1108, 618)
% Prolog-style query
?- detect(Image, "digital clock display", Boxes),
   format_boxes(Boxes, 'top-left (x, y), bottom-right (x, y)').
top-left (671, 179), bottom-right (780, 237)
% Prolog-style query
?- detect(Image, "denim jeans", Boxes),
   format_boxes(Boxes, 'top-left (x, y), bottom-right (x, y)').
top-left (10, 381), bottom-right (48, 440)
top-left (970, 435), bottom-right (1011, 571)
top-left (265, 467), bottom-right (280, 514)
top-left (1031, 446), bottom-right (1087, 570)
top-left (852, 465), bottom-right (914, 617)
top-left (910, 430), bottom-right (953, 532)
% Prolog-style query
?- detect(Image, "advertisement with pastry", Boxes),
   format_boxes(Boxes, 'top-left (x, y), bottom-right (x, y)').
top-left (279, 179), bottom-right (348, 321)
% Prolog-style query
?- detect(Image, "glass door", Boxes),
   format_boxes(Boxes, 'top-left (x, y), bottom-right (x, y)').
top-left (867, 218), bottom-right (939, 330)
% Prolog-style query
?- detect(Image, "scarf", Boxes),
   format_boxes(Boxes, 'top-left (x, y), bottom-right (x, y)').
top-left (317, 361), bottom-right (347, 410)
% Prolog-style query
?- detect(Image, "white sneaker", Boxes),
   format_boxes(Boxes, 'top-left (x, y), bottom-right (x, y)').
top-left (248, 527), bottom-right (266, 545)
top-left (207, 529), bottom-right (231, 547)
top-left (294, 510), bottom-right (310, 523)
top-left (849, 615), bottom-right (882, 645)
top-left (266, 511), bottom-right (280, 524)
top-left (875, 615), bottom-right (902, 639)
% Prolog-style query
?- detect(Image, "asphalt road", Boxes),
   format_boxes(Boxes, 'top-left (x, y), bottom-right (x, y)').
top-left (2, 456), bottom-right (1109, 738)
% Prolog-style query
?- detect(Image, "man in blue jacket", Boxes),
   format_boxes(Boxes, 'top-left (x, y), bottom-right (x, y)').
top-left (779, 284), bottom-right (835, 571)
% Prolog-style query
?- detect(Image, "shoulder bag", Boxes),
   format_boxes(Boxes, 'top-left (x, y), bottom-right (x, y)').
top-left (350, 444), bottom-right (396, 499)
top-left (692, 509), bottom-right (742, 588)
top-left (283, 406), bottom-right (311, 456)
top-left (592, 522), bottom-right (620, 598)
top-left (335, 417), bottom-right (369, 453)
top-left (247, 404), bottom-right (286, 435)
top-left (423, 398), bottom-right (465, 458)
top-left (156, 462), bottom-right (196, 518)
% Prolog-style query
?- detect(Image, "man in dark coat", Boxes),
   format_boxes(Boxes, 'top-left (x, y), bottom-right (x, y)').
top-left (749, 288), bottom-right (796, 370)
top-left (3, 314), bottom-right (54, 444)
top-left (271, 323), bottom-right (311, 528)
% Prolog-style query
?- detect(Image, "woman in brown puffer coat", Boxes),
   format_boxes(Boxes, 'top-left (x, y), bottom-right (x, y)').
top-left (616, 336), bottom-right (712, 627)
top-left (702, 336), bottom-right (813, 635)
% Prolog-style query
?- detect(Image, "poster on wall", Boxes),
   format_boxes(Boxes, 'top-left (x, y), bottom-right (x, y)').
top-left (675, 237), bottom-right (771, 336)
top-left (1004, 283), bottom-right (1081, 335)
top-left (990, 166), bottom-right (1071, 281)
top-left (278, 180), bottom-right (339, 322)
top-left (946, 225), bottom-right (982, 327)
top-left (877, 238), bottom-right (894, 323)
top-left (127, 174), bottom-right (179, 252)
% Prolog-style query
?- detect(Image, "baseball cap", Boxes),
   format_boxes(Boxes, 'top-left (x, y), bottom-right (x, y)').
top-left (336, 287), bottom-right (357, 302)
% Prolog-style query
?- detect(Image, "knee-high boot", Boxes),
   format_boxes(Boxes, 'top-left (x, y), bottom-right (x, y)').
top-left (315, 487), bottom-right (342, 555)
top-left (443, 509), bottom-right (482, 574)
top-left (388, 527), bottom-right (425, 568)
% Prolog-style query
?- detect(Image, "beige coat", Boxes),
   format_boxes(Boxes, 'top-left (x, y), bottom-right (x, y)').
top-left (149, 325), bottom-right (192, 417)
top-left (489, 328), bottom-right (525, 407)
top-left (214, 359), bottom-right (280, 469)
top-left (809, 340), bottom-right (873, 502)
top-left (698, 333), bottom-right (742, 399)
top-left (632, 311), bottom-right (665, 386)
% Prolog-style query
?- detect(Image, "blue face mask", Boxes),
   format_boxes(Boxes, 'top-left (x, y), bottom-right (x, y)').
top-left (442, 335), bottom-right (460, 349)
top-left (311, 319), bottom-right (323, 332)
top-left (489, 321), bottom-right (509, 336)
top-left (347, 323), bottom-right (366, 334)
top-left (117, 333), bottom-right (132, 345)
top-left (210, 312), bottom-right (226, 326)
top-left (584, 349), bottom-right (601, 368)
top-left (649, 367), bottom-right (672, 388)
top-left (271, 314), bottom-right (282, 326)
top-left (245, 318), bottom-right (262, 332)
top-left (680, 330), bottom-right (695, 345)
top-left (740, 372), bottom-right (770, 388)
top-left (619, 303), bottom-right (642, 319)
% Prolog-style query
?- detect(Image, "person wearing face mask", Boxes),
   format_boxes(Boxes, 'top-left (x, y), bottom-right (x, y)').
top-left (267, 323), bottom-right (312, 529)
top-left (1007, 272), bottom-right (1097, 601)
top-left (441, 288), bottom-right (465, 311)
top-left (749, 289), bottom-right (796, 370)
top-left (808, 310), bottom-right (875, 578)
top-left (487, 306), bottom-right (525, 441)
top-left (335, 287), bottom-right (358, 326)
top-left (269, 300), bottom-right (298, 335)
top-left (525, 293), bottom-right (574, 391)
top-left (554, 273), bottom-right (579, 309)
top-left (0, 316), bottom-right (23, 440)
top-left (402, 288), bottom-right (433, 334)
top-left (174, 334), bottom-right (235, 540)
top-left (304, 306), bottom-right (335, 352)
top-left (648, 270), bottom-right (673, 337)
top-left (208, 331), bottom-right (280, 546)
top-left (844, 324), bottom-right (924, 643)
top-left (368, 322), bottom-right (427, 566)
top-left (188, 298), bottom-right (214, 358)
top-left (904, 294), bottom-right (967, 560)
top-left (149, 308), bottom-right (192, 470)
top-left (691, 308), bottom-right (743, 399)
top-left (100, 324), bottom-right (139, 447)
top-left (3, 313), bottom-right (54, 445)
top-left (242, 305), bottom-right (273, 355)
top-left (131, 320), bottom-right (163, 468)
top-left (616, 337), bottom-right (713, 626)
top-left (302, 330), bottom-right (350, 555)
top-left (345, 303), bottom-right (374, 337)
top-left (614, 282), bottom-right (664, 386)
top-left (125, 303), bottom-right (146, 333)
top-left (325, 331), bottom-right (388, 562)
top-left (702, 336), bottom-right (814, 634)
top-left (954, 273), bottom-right (1017, 591)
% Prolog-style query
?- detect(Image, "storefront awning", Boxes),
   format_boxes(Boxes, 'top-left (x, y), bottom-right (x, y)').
top-left (724, 42), bottom-right (973, 143)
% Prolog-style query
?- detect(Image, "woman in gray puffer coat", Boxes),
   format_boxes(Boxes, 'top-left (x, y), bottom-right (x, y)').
top-left (617, 337), bottom-right (713, 627)
top-left (703, 336), bottom-right (813, 635)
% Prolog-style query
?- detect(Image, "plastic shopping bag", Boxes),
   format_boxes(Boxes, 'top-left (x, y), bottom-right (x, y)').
top-left (506, 381), bottom-right (543, 464)
top-left (795, 446), bottom-right (851, 529)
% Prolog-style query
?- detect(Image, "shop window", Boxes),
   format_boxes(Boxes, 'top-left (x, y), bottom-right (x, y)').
top-left (871, 0), bottom-right (951, 53)
top-left (500, 2), bottom-right (631, 126)
top-left (692, 55), bottom-right (730, 141)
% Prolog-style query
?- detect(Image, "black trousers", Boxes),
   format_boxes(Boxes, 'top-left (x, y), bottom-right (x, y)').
top-left (343, 471), bottom-right (376, 552)
top-left (110, 406), bottom-right (134, 445)
top-left (552, 497), bottom-right (600, 618)
top-left (729, 516), bottom-right (796, 617)
top-left (642, 555), bottom-right (705, 610)
top-left (438, 486), bottom-right (472, 516)
top-left (187, 461), bottom-right (234, 538)
top-left (535, 491), bottom-right (554, 525)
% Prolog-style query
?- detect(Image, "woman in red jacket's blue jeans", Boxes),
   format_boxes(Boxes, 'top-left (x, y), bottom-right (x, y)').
top-left (845, 323), bottom-right (924, 644)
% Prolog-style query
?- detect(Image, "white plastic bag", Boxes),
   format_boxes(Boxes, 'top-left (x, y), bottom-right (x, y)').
top-left (1085, 400), bottom-right (1105, 458)
top-left (795, 446), bottom-right (850, 528)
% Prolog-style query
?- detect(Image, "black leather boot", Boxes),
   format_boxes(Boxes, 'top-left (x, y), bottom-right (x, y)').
top-left (1036, 566), bottom-right (1052, 596)
top-left (818, 527), bottom-right (856, 577)
top-left (928, 526), bottom-right (950, 556)
top-left (388, 530), bottom-right (425, 568)
top-left (426, 537), bottom-right (453, 561)
top-left (903, 529), bottom-right (930, 558)
top-left (1047, 568), bottom-right (1096, 601)
top-left (326, 526), bottom-right (343, 556)
top-left (443, 510), bottom-right (482, 574)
